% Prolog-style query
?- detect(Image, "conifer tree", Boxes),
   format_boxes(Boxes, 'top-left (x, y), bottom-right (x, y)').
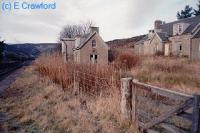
top-left (194, 0), bottom-right (200, 16)
top-left (177, 5), bottom-right (193, 20)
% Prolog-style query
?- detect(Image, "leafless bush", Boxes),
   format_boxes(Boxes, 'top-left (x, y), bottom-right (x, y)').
top-left (113, 50), bottom-right (140, 70)
top-left (155, 51), bottom-right (164, 56)
top-left (109, 48), bottom-right (140, 71)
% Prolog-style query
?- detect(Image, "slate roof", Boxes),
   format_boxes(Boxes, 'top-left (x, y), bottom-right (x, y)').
top-left (135, 36), bottom-right (147, 45)
top-left (79, 33), bottom-right (91, 45)
top-left (156, 32), bottom-right (169, 42)
top-left (74, 32), bottom-right (96, 50)
top-left (158, 15), bottom-right (200, 36)
top-left (61, 38), bottom-right (75, 41)
top-left (193, 30), bottom-right (200, 38)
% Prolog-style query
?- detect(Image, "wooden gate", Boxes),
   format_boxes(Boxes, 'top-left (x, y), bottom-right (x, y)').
top-left (120, 78), bottom-right (200, 133)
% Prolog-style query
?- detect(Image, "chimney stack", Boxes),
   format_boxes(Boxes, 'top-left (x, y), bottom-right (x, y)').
top-left (90, 27), bottom-right (99, 34)
top-left (154, 20), bottom-right (163, 29)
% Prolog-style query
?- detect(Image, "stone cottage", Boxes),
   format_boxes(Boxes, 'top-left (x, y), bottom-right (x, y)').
top-left (135, 16), bottom-right (200, 60)
top-left (61, 27), bottom-right (109, 64)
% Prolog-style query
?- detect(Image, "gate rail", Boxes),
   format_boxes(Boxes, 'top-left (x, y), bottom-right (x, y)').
top-left (120, 77), bottom-right (200, 133)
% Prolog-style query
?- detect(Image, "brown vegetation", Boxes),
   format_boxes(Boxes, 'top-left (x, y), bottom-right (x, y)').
top-left (109, 49), bottom-right (140, 70)
top-left (35, 53), bottom-right (122, 96)
top-left (1, 49), bottom-right (199, 132)
top-left (114, 51), bottom-right (140, 70)
top-left (132, 56), bottom-right (200, 94)
top-left (0, 65), bottom-right (139, 132)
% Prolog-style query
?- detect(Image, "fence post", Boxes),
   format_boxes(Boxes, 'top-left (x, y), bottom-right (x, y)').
top-left (192, 95), bottom-right (200, 133)
top-left (132, 79), bottom-right (138, 122)
top-left (121, 77), bottom-right (132, 121)
top-left (73, 71), bottom-right (79, 96)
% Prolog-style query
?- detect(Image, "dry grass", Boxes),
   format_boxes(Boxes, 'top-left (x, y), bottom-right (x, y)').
top-left (2, 51), bottom-right (198, 132)
top-left (132, 56), bottom-right (200, 94)
top-left (0, 66), bottom-right (139, 133)
top-left (35, 53), bottom-right (122, 96)
top-left (34, 53), bottom-right (74, 89)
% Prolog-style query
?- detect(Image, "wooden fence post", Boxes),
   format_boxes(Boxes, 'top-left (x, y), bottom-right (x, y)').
top-left (192, 95), bottom-right (200, 133)
top-left (121, 77), bottom-right (132, 121)
top-left (132, 79), bottom-right (138, 122)
top-left (73, 71), bottom-right (79, 96)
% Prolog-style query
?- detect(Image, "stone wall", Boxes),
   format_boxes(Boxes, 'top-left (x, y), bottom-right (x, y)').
top-left (143, 34), bottom-right (164, 55)
top-left (191, 38), bottom-right (200, 60)
top-left (61, 39), bottom-right (75, 60)
top-left (134, 44), bottom-right (144, 55)
top-left (169, 35), bottom-right (191, 57)
top-left (173, 23), bottom-right (190, 36)
top-left (77, 34), bottom-right (109, 64)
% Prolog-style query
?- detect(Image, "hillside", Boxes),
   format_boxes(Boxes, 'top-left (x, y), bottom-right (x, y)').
top-left (106, 35), bottom-right (146, 49)
top-left (3, 43), bottom-right (58, 61)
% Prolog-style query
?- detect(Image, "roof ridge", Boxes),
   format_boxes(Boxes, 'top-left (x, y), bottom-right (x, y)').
top-left (74, 32), bottom-right (96, 50)
top-left (160, 15), bottom-right (200, 26)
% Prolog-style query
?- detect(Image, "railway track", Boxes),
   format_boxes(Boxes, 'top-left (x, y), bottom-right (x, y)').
top-left (0, 61), bottom-right (31, 81)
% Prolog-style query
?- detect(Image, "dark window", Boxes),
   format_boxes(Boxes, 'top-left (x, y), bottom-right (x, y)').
top-left (92, 40), bottom-right (96, 48)
top-left (90, 54), bottom-right (93, 61)
top-left (90, 54), bottom-right (97, 63)
top-left (180, 45), bottom-right (182, 51)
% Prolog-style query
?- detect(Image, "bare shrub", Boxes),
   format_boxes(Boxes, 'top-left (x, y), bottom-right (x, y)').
top-left (114, 51), bottom-right (140, 70)
top-left (108, 49), bottom-right (117, 62)
top-left (155, 51), bottom-right (164, 56)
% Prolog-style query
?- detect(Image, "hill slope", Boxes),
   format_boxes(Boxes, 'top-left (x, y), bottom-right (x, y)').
top-left (3, 43), bottom-right (58, 61)
top-left (106, 35), bottom-right (146, 49)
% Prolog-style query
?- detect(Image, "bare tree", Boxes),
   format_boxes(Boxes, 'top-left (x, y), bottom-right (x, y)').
top-left (59, 20), bottom-right (95, 40)
top-left (81, 20), bottom-right (94, 35)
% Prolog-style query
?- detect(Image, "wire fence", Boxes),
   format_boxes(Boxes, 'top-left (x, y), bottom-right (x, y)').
top-left (74, 69), bottom-right (121, 97)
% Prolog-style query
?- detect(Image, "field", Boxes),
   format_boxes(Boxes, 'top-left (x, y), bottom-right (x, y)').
top-left (132, 56), bottom-right (200, 94)
top-left (0, 53), bottom-right (199, 132)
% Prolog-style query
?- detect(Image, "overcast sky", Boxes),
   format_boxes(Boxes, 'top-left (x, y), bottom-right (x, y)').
top-left (0, 0), bottom-right (197, 43)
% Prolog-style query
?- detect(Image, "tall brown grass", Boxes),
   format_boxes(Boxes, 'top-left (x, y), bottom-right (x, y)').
top-left (35, 53), bottom-right (121, 96)
top-left (35, 53), bottom-right (74, 89)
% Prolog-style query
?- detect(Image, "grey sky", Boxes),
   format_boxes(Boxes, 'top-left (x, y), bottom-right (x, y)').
top-left (0, 0), bottom-right (197, 43)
